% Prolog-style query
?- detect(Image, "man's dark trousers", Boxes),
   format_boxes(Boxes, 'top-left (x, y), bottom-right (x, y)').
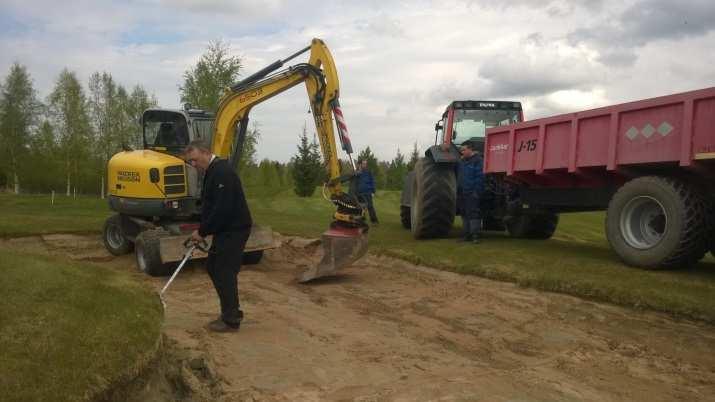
top-left (460, 191), bottom-right (481, 240)
top-left (359, 193), bottom-right (379, 223)
top-left (206, 229), bottom-right (251, 326)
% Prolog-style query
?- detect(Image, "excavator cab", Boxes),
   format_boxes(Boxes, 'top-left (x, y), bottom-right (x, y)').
top-left (142, 108), bottom-right (213, 154)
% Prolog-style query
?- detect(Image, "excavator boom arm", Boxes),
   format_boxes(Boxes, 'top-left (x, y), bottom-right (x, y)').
top-left (210, 38), bottom-right (367, 282)
top-left (212, 38), bottom-right (349, 195)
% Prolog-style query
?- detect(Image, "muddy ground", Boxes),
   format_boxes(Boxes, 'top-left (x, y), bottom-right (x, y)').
top-left (3, 233), bottom-right (715, 402)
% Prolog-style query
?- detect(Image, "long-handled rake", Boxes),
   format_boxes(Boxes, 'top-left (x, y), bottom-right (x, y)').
top-left (159, 238), bottom-right (209, 308)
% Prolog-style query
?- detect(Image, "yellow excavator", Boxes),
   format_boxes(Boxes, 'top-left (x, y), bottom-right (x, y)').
top-left (102, 38), bottom-right (368, 282)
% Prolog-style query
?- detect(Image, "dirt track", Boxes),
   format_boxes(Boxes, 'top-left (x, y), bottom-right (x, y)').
top-left (4, 234), bottom-right (715, 401)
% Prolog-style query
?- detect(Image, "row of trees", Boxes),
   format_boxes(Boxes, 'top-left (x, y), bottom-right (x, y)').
top-left (0, 63), bottom-right (157, 194)
top-left (1, 40), bottom-right (421, 197)
top-left (357, 143), bottom-right (420, 191)
top-left (286, 126), bottom-right (421, 198)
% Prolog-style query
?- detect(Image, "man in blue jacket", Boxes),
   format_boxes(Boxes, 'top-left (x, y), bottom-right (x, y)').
top-left (457, 141), bottom-right (484, 243)
top-left (357, 159), bottom-right (379, 224)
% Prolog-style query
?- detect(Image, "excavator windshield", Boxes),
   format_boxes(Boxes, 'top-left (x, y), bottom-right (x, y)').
top-left (143, 110), bottom-right (190, 150)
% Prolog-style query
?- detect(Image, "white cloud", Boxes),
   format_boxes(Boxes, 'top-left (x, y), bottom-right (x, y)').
top-left (0, 0), bottom-right (713, 162)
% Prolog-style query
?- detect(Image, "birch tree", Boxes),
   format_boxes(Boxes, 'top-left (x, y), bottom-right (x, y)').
top-left (0, 63), bottom-right (39, 193)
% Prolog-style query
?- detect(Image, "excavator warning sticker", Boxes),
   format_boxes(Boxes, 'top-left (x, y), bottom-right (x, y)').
top-left (117, 171), bottom-right (140, 182)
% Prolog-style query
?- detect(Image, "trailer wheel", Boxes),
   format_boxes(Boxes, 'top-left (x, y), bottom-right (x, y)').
top-left (243, 250), bottom-right (264, 265)
top-left (400, 206), bottom-right (411, 229)
top-left (135, 229), bottom-right (174, 276)
top-left (505, 213), bottom-right (558, 239)
top-left (606, 176), bottom-right (709, 269)
top-left (410, 158), bottom-right (456, 239)
top-left (103, 214), bottom-right (133, 256)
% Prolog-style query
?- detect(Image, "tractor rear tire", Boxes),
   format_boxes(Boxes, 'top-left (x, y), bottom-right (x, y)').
top-left (103, 214), bottom-right (133, 256)
top-left (135, 229), bottom-right (174, 277)
top-left (400, 206), bottom-right (411, 229)
top-left (506, 213), bottom-right (558, 239)
top-left (243, 250), bottom-right (264, 265)
top-left (410, 158), bottom-right (456, 239)
top-left (605, 176), bottom-right (709, 269)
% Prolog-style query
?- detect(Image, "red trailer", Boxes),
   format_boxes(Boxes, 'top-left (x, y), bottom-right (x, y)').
top-left (485, 87), bottom-right (715, 268)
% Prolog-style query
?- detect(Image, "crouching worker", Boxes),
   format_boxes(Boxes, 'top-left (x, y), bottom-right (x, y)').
top-left (457, 141), bottom-right (484, 244)
top-left (185, 139), bottom-right (253, 332)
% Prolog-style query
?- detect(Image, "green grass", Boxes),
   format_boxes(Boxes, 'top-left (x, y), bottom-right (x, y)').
top-left (2, 190), bottom-right (714, 323)
top-left (0, 249), bottom-right (163, 402)
top-left (0, 193), bottom-right (110, 237)
top-left (248, 188), bottom-right (715, 322)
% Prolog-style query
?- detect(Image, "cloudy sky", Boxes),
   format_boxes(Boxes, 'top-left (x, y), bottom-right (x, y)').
top-left (1, 0), bottom-right (714, 162)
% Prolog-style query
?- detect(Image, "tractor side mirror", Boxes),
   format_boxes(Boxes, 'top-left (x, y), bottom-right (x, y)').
top-left (434, 121), bottom-right (443, 131)
top-left (149, 168), bottom-right (160, 183)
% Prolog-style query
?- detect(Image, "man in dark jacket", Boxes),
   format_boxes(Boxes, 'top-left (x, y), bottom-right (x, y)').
top-left (357, 159), bottom-right (379, 224)
top-left (457, 141), bottom-right (484, 243)
top-left (185, 139), bottom-right (252, 332)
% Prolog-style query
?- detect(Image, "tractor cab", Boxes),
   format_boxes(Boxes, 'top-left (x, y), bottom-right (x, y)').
top-left (142, 106), bottom-right (214, 156)
top-left (435, 101), bottom-right (523, 152)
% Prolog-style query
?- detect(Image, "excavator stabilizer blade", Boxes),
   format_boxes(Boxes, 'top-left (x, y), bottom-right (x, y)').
top-left (299, 226), bottom-right (368, 282)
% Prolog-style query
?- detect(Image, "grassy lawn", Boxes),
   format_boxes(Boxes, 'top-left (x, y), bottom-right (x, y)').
top-left (2, 190), bottom-right (714, 322)
top-left (0, 193), bottom-right (110, 237)
top-left (0, 248), bottom-right (162, 402)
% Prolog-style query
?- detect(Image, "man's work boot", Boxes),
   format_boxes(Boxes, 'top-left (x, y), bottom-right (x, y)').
top-left (207, 319), bottom-right (240, 333)
top-left (457, 235), bottom-right (473, 242)
top-left (469, 219), bottom-right (481, 244)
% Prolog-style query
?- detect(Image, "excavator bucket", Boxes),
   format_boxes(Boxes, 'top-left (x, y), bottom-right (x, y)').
top-left (299, 226), bottom-right (368, 282)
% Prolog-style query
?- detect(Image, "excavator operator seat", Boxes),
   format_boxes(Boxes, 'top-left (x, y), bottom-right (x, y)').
top-left (155, 122), bottom-right (176, 146)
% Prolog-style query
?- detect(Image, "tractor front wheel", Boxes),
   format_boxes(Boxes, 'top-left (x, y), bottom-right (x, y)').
top-left (400, 206), bottom-right (411, 229)
top-left (410, 157), bottom-right (456, 239)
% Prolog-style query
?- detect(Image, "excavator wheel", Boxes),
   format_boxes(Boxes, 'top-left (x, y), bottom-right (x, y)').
top-left (135, 229), bottom-right (175, 277)
top-left (103, 214), bottom-right (134, 256)
top-left (243, 250), bottom-right (264, 265)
